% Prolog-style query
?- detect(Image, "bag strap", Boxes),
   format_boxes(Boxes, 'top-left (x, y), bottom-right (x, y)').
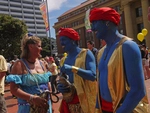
top-left (21, 58), bottom-right (43, 93)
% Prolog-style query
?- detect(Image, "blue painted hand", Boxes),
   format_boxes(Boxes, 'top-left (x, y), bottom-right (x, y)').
top-left (60, 64), bottom-right (72, 73)
top-left (57, 82), bottom-right (71, 93)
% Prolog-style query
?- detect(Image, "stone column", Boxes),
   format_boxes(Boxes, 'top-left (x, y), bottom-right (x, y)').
top-left (141, 0), bottom-right (150, 48)
top-left (122, 2), bottom-right (134, 38)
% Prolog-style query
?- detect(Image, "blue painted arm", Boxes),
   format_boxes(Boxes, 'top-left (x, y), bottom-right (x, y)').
top-left (77, 50), bottom-right (96, 81)
top-left (116, 41), bottom-right (146, 113)
top-left (60, 50), bottom-right (96, 81)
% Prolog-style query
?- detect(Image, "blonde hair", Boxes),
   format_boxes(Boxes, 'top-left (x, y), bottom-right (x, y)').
top-left (20, 33), bottom-right (41, 59)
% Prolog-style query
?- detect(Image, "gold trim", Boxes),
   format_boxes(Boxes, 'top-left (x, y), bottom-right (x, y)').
top-left (72, 66), bottom-right (79, 74)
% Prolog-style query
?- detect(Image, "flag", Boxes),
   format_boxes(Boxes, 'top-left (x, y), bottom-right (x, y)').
top-left (85, 9), bottom-right (92, 32)
top-left (39, 2), bottom-right (49, 31)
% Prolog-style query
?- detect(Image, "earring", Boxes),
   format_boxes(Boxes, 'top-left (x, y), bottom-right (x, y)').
top-left (106, 21), bottom-right (109, 27)
top-left (73, 41), bottom-right (75, 45)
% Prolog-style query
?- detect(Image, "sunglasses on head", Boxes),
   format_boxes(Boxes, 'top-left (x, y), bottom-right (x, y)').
top-left (27, 32), bottom-right (34, 37)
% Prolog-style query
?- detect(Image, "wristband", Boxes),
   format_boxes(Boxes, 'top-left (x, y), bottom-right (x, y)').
top-left (72, 66), bottom-right (79, 74)
top-left (28, 95), bottom-right (34, 102)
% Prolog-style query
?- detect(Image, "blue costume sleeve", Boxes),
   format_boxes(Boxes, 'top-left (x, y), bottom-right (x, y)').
top-left (116, 41), bottom-right (145, 113)
top-left (6, 74), bottom-right (22, 84)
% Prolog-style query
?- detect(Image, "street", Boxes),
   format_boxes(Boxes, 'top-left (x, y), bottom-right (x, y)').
top-left (4, 79), bottom-right (150, 113)
top-left (4, 84), bottom-right (62, 113)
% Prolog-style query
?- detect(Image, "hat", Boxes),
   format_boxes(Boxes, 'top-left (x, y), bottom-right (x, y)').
top-left (49, 57), bottom-right (54, 62)
top-left (58, 28), bottom-right (80, 41)
top-left (90, 7), bottom-right (120, 25)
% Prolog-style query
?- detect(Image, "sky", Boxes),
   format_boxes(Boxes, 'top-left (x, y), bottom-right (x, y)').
top-left (46, 0), bottom-right (86, 38)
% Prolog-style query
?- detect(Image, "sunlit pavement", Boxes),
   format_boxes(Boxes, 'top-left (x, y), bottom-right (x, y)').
top-left (4, 79), bottom-right (150, 113)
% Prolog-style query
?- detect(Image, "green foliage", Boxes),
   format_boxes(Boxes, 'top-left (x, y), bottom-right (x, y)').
top-left (0, 14), bottom-right (27, 59)
top-left (41, 37), bottom-right (51, 57)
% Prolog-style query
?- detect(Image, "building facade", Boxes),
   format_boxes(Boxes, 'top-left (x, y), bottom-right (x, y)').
top-left (0, 0), bottom-right (47, 37)
top-left (54, 0), bottom-right (150, 54)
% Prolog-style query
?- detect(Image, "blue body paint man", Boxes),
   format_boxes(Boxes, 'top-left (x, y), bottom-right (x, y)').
top-left (57, 28), bottom-right (97, 113)
top-left (90, 7), bottom-right (147, 113)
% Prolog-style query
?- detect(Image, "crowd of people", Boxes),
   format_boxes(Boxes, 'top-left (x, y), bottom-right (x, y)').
top-left (139, 44), bottom-right (150, 80)
top-left (0, 6), bottom-right (150, 113)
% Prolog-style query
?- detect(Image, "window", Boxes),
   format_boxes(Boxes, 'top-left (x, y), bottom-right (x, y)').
top-left (28, 26), bottom-right (35, 29)
top-left (120, 14), bottom-right (123, 25)
top-left (114, 6), bottom-right (120, 12)
top-left (23, 1), bottom-right (32, 4)
top-left (137, 23), bottom-right (143, 33)
top-left (35, 12), bottom-right (41, 15)
top-left (10, 9), bottom-right (22, 13)
top-left (10, 0), bottom-right (20, 3)
top-left (24, 16), bottom-right (34, 19)
top-left (23, 6), bottom-right (33, 10)
top-left (36, 22), bottom-right (44, 24)
top-left (37, 27), bottom-right (46, 29)
top-left (0, 8), bottom-right (9, 11)
top-left (35, 7), bottom-right (40, 10)
top-left (0, 3), bottom-right (8, 6)
top-left (79, 40), bottom-right (82, 47)
top-left (23, 11), bottom-right (34, 14)
top-left (36, 17), bottom-right (43, 19)
top-left (136, 7), bottom-right (142, 17)
top-left (12, 15), bottom-right (22, 18)
top-left (34, 2), bottom-right (40, 5)
top-left (25, 21), bottom-right (35, 24)
top-left (37, 31), bottom-right (46, 34)
top-left (10, 4), bottom-right (21, 8)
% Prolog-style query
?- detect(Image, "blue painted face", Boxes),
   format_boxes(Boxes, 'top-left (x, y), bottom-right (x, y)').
top-left (60, 36), bottom-right (74, 52)
top-left (91, 20), bottom-right (107, 40)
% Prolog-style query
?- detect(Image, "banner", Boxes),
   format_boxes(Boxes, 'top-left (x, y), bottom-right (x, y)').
top-left (39, 2), bottom-right (49, 31)
top-left (85, 9), bottom-right (92, 32)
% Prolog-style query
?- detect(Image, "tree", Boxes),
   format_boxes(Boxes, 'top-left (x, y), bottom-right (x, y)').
top-left (41, 37), bottom-right (51, 57)
top-left (0, 14), bottom-right (27, 59)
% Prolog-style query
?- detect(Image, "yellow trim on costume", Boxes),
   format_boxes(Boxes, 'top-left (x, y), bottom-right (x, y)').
top-left (74, 49), bottom-right (97, 113)
top-left (71, 66), bottom-right (79, 74)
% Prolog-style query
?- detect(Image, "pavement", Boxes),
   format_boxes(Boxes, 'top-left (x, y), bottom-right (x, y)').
top-left (4, 83), bottom-right (62, 113)
top-left (4, 79), bottom-right (150, 113)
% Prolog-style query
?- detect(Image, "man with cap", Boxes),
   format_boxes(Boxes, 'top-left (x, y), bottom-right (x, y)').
top-left (89, 7), bottom-right (149, 113)
top-left (57, 27), bottom-right (97, 113)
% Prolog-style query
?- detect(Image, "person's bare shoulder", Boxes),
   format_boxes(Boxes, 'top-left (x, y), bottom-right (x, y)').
top-left (123, 40), bottom-right (139, 51)
top-left (11, 60), bottom-right (26, 75)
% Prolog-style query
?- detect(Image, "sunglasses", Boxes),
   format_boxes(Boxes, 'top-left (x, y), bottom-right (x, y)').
top-left (27, 32), bottom-right (35, 37)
